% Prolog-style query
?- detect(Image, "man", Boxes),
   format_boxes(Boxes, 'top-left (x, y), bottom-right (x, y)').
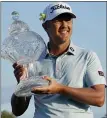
top-left (11, 2), bottom-right (106, 118)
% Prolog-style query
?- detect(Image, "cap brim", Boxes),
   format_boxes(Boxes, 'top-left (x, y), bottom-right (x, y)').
top-left (69, 13), bottom-right (76, 18)
top-left (59, 12), bottom-right (76, 18)
top-left (51, 13), bottom-right (76, 21)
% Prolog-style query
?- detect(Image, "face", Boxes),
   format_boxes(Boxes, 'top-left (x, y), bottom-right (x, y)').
top-left (43, 14), bottom-right (73, 45)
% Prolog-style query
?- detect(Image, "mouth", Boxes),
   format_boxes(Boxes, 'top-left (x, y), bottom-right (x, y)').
top-left (59, 30), bottom-right (69, 37)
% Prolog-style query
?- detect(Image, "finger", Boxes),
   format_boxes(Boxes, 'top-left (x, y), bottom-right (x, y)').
top-left (20, 74), bottom-right (27, 80)
top-left (42, 76), bottom-right (52, 85)
top-left (42, 76), bottom-right (51, 81)
top-left (14, 68), bottom-right (27, 82)
top-left (31, 91), bottom-right (46, 94)
top-left (31, 87), bottom-right (48, 93)
top-left (13, 62), bottom-right (18, 69)
top-left (15, 65), bottom-right (24, 70)
top-left (13, 63), bottom-right (23, 70)
top-left (14, 72), bottom-right (23, 83)
top-left (14, 67), bottom-right (25, 74)
top-left (14, 71), bottom-right (24, 78)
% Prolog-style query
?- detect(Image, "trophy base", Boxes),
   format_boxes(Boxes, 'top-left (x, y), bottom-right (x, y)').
top-left (14, 76), bottom-right (49, 97)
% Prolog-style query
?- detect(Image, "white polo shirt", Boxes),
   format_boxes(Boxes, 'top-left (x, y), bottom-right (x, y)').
top-left (33, 42), bottom-right (106, 118)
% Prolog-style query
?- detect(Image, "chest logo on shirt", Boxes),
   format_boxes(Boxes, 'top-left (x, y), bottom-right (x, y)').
top-left (98, 71), bottom-right (104, 76)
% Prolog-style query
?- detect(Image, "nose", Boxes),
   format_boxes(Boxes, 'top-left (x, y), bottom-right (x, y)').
top-left (61, 20), bottom-right (68, 28)
top-left (62, 20), bottom-right (67, 24)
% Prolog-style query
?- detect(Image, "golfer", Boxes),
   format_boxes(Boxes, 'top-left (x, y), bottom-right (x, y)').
top-left (11, 2), bottom-right (106, 118)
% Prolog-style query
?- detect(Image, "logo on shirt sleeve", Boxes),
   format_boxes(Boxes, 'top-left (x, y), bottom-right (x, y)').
top-left (98, 71), bottom-right (104, 76)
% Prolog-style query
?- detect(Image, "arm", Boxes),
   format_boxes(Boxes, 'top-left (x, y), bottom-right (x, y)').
top-left (62, 52), bottom-right (106, 107)
top-left (31, 76), bottom-right (105, 107)
top-left (11, 63), bottom-right (31, 116)
top-left (11, 93), bottom-right (31, 116)
top-left (60, 84), bottom-right (105, 107)
top-left (31, 52), bottom-right (106, 107)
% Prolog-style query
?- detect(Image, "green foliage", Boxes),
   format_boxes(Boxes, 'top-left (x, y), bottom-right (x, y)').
top-left (1, 110), bottom-right (16, 118)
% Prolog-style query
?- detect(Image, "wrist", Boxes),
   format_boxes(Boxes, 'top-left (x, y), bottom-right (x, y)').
top-left (58, 84), bottom-right (65, 94)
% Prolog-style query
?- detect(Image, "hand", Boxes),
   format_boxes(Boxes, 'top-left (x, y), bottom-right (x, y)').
top-left (13, 62), bottom-right (28, 83)
top-left (31, 76), bottom-right (63, 94)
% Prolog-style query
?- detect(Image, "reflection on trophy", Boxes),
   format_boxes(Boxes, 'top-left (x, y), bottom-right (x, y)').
top-left (1, 11), bottom-right (54, 97)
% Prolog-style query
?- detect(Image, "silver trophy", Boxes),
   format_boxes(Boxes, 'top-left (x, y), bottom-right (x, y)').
top-left (1, 11), bottom-right (53, 96)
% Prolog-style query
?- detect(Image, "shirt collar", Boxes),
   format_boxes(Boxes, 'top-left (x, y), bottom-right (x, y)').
top-left (67, 41), bottom-right (76, 55)
top-left (46, 41), bottom-right (76, 57)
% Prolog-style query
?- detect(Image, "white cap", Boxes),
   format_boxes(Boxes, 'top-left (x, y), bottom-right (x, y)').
top-left (40, 2), bottom-right (76, 23)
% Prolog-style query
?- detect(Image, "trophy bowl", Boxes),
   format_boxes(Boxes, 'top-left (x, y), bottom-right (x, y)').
top-left (1, 11), bottom-right (53, 97)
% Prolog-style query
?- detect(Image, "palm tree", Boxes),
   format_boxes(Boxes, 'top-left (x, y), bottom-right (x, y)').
top-left (1, 110), bottom-right (16, 118)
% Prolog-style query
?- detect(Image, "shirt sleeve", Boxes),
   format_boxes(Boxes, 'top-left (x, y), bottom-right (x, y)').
top-left (85, 51), bottom-right (106, 87)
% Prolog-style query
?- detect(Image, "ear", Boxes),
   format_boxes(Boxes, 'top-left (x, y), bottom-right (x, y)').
top-left (42, 21), bottom-right (51, 31)
top-left (42, 22), bottom-right (48, 31)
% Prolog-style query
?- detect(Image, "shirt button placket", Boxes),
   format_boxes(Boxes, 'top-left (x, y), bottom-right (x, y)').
top-left (55, 58), bottom-right (61, 78)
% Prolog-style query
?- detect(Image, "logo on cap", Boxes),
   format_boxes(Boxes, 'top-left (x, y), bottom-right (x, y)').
top-left (50, 4), bottom-right (70, 13)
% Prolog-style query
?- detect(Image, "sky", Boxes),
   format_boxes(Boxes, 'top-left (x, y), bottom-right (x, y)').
top-left (1, 1), bottom-right (106, 118)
